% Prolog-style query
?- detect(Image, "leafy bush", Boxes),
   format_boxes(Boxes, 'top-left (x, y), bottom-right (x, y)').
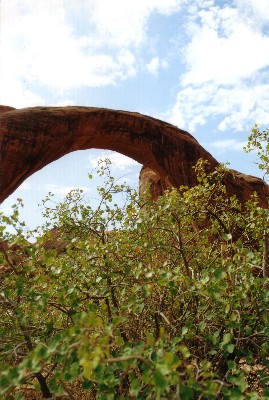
top-left (245, 125), bottom-right (269, 178)
top-left (0, 159), bottom-right (269, 399)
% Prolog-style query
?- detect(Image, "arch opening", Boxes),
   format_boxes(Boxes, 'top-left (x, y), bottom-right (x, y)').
top-left (1, 148), bottom-right (142, 231)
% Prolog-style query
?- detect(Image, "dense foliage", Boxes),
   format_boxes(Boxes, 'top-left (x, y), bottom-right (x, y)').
top-left (0, 132), bottom-right (269, 399)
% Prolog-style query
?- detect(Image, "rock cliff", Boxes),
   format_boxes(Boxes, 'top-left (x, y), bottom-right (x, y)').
top-left (0, 106), bottom-right (268, 206)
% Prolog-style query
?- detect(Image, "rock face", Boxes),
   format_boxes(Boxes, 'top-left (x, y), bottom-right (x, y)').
top-left (0, 106), bottom-right (268, 206)
top-left (139, 166), bottom-right (172, 200)
top-left (139, 166), bottom-right (269, 206)
top-left (0, 105), bottom-right (16, 116)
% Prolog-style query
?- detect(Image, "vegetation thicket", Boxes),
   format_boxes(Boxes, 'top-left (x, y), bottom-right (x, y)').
top-left (0, 127), bottom-right (269, 399)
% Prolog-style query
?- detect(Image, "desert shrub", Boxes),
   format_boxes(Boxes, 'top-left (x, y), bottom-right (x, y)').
top-left (0, 160), bottom-right (268, 399)
top-left (245, 125), bottom-right (269, 178)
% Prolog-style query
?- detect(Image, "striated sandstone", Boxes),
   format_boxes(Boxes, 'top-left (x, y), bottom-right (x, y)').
top-left (0, 106), bottom-right (268, 206)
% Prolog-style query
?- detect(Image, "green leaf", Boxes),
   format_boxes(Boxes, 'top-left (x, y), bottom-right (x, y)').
top-left (153, 369), bottom-right (168, 390)
top-left (227, 360), bottom-right (237, 370)
top-left (247, 392), bottom-right (259, 400)
top-left (226, 343), bottom-right (235, 353)
top-left (129, 379), bottom-right (141, 396)
top-left (222, 332), bottom-right (233, 346)
top-left (223, 233), bottom-right (232, 241)
top-left (228, 387), bottom-right (244, 399)
top-left (182, 326), bottom-right (188, 335)
top-left (178, 345), bottom-right (190, 359)
top-left (178, 383), bottom-right (194, 399)
top-left (214, 268), bottom-right (226, 279)
top-left (82, 379), bottom-right (94, 390)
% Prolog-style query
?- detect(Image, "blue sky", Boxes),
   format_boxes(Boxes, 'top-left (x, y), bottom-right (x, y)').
top-left (1, 0), bottom-right (269, 230)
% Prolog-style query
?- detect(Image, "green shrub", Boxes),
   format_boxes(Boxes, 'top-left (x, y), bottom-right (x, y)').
top-left (0, 159), bottom-right (268, 399)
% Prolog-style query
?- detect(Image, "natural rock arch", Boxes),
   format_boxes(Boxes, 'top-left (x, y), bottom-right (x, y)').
top-left (0, 106), bottom-right (268, 206)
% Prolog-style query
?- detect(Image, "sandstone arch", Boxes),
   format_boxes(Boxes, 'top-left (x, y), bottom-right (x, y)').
top-left (0, 106), bottom-right (268, 206)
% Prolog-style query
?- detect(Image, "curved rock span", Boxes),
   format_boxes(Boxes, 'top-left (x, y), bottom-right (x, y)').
top-left (0, 106), bottom-right (268, 206)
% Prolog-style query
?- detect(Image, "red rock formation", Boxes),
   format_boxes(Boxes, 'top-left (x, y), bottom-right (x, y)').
top-left (0, 106), bottom-right (268, 206)
top-left (139, 166), bottom-right (269, 206)
top-left (0, 105), bottom-right (16, 115)
top-left (139, 166), bottom-right (172, 199)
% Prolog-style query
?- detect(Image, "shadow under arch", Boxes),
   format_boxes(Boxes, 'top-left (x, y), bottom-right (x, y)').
top-left (0, 106), bottom-right (268, 206)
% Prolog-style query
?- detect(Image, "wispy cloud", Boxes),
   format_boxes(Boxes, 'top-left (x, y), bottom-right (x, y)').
top-left (209, 139), bottom-right (247, 153)
top-left (168, 1), bottom-right (269, 132)
top-left (89, 0), bottom-right (183, 48)
top-left (182, 9), bottom-right (269, 86)
top-left (169, 81), bottom-right (269, 132)
top-left (0, 0), bottom-right (183, 107)
top-left (89, 151), bottom-right (140, 172)
top-left (43, 184), bottom-right (89, 196)
top-left (146, 57), bottom-right (169, 74)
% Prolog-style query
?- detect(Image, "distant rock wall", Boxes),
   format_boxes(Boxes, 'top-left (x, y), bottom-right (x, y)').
top-left (0, 106), bottom-right (268, 206)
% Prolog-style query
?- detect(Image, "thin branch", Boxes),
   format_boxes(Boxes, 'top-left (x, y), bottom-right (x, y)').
top-left (263, 232), bottom-right (269, 278)
top-left (172, 213), bottom-right (191, 277)
top-left (0, 242), bottom-right (19, 274)
top-left (59, 379), bottom-right (76, 400)
top-left (102, 355), bottom-right (154, 369)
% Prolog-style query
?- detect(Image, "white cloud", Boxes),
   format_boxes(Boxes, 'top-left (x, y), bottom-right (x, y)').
top-left (147, 57), bottom-right (160, 74)
top-left (235, 0), bottom-right (269, 26)
top-left (89, 151), bottom-right (140, 172)
top-left (0, 78), bottom-right (44, 108)
top-left (182, 20), bottom-right (269, 86)
top-left (169, 81), bottom-right (269, 132)
top-left (0, 0), bottom-right (183, 106)
top-left (146, 57), bottom-right (169, 74)
top-left (43, 184), bottom-right (89, 196)
top-left (168, 1), bottom-right (269, 133)
top-left (209, 139), bottom-right (247, 152)
top-left (0, 6), bottom-right (137, 95)
top-left (90, 0), bottom-right (183, 48)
